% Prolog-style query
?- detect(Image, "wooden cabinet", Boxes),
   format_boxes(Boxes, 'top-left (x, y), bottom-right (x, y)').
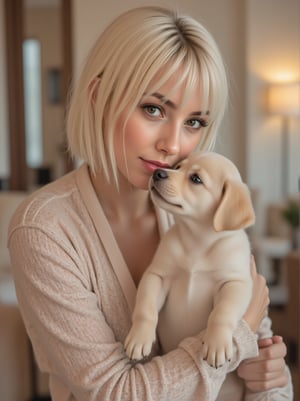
top-left (285, 250), bottom-right (300, 400)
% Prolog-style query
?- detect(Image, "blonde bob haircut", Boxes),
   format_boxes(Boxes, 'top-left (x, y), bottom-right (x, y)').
top-left (67, 6), bottom-right (228, 185)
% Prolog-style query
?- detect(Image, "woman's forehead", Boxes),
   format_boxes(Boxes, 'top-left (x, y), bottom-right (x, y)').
top-left (144, 66), bottom-right (207, 111)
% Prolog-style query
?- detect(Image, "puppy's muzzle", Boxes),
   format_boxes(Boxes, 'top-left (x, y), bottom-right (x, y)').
top-left (150, 169), bottom-right (182, 209)
top-left (153, 169), bottom-right (169, 182)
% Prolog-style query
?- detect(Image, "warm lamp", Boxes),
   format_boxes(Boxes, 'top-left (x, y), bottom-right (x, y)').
top-left (268, 82), bottom-right (300, 116)
top-left (267, 82), bottom-right (300, 197)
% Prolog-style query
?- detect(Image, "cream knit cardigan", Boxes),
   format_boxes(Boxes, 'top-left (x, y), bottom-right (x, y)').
top-left (8, 164), bottom-right (293, 401)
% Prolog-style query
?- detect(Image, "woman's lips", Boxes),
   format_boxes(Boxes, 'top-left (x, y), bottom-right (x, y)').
top-left (140, 158), bottom-right (171, 174)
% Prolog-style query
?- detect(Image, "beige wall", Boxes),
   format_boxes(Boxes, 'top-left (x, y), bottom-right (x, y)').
top-left (246, 0), bottom-right (300, 210)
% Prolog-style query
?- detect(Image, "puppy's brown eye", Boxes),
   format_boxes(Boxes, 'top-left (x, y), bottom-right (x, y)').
top-left (189, 173), bottom-right (203, 185)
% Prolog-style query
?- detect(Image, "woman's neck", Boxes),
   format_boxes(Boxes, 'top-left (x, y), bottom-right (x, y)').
top-left (90, 168), bottom-right (152, 223)
top-left (89, 168), bottom-right (160, 286)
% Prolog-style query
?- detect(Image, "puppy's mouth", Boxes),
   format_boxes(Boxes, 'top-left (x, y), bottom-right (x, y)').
top-left (151, 186), bottom-right (182, 209)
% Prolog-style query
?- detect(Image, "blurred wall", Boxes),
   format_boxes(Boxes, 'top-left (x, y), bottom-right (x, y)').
top-left (246, 0), bottom-right (300, 206)
top-left (0, 0), bottom-right (9, 182)
top-left (24, 5), bottom-right (65, 182)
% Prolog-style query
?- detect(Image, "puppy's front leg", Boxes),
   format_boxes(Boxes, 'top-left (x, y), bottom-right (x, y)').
top-left (202, 280), bottom-right (252, 368)
top-left (125, 271), bottom-right (165, 360)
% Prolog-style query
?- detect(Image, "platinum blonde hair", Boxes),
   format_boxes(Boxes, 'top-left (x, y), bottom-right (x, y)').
top-left (67, 6), bottom-right (228, 184)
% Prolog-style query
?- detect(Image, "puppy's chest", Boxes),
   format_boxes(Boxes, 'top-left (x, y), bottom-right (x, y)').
top-left (167, 267), bottom-right (216, 307)
top-left (175, 247), bottom-right (219, 274)
top-left (158, 269), bottom-right (215, 352)
top-left (165, 249), bottom-right (222, 307)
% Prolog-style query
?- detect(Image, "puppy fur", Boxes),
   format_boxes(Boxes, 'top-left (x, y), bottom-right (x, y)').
top-left (125, 152), bottom-right (255, 368)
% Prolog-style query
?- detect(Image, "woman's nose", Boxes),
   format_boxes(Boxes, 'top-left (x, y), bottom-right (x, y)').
top-left (156, 126), bottom-right (180, 155)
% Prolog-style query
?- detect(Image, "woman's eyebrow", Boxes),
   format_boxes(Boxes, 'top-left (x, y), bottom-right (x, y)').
top-left (149, 92), bottom-right (209, 116)
top-left (150, 92), bottom-right (177, 109)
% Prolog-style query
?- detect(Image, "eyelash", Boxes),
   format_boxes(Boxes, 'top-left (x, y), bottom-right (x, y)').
top-left (141, 104), bottom-right (209, 130)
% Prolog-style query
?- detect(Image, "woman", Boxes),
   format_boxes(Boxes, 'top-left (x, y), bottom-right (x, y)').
top-left (8, 6), bottom-right (292, 401)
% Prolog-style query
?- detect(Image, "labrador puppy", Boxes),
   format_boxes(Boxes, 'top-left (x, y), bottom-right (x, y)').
top-left (125, 152), bottom-right (255, 368)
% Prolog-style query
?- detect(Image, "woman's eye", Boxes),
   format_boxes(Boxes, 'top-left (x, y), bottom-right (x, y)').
top-left (142, 105), bottom-right (162, 117)
top-left (189, 173), bottom-right (203, 184)
top-left (185, 118), bottom-right (208, 130)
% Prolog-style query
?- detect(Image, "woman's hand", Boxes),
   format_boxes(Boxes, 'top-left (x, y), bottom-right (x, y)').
top-left (243, 256), bottom-right (270, 333)
top-left (237, 336), bottom-right (289, 392)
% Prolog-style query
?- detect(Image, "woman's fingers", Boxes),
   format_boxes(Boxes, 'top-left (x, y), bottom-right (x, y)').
top-left (238, 339), bottom-right (289, 391)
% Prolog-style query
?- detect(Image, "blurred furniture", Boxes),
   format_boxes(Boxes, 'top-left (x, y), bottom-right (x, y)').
top-left (253, 201), bottom-right (294, 305)
top-left (0, 191), bottom-right (28, 291)
top-left (0, 191), bottom-right (30, 401)
top-left (269, 250), bottom-right (300, 401)
top-left (0, 304), bottom-right (32, 401)
top-left (284, 250), bottom-right (300, 363)
top-left (249, 190), bottom-right (299, 398)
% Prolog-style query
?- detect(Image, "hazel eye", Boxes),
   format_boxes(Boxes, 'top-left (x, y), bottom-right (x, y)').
top-left (185, 119), bottom-right (201, 129)
top-left (185, 118), bottom-right (209, 130)
top-left (142, 105), bottom-right (162, 117)
top-left (189, 173), bottom-right (203, 185)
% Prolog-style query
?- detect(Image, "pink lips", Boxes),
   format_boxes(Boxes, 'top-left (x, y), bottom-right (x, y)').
top-left (141, 158), bottom-right (171, 174)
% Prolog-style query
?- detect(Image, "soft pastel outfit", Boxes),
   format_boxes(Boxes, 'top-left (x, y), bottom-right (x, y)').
top-left (8, 164), bottom-right (293, 401)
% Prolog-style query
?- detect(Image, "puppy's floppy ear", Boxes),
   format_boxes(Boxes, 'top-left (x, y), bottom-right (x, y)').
top-left (213, 180), bottom-right (255, 232)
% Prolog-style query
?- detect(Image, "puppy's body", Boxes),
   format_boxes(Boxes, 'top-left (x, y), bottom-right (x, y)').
top-left (125, 152), bottom-right (255, 367)
top-left (156, 226), bottom-right (251, 354)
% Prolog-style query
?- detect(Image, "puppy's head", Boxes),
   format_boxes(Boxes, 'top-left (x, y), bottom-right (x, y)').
top-left (149, 152), bottom-right (255, 231)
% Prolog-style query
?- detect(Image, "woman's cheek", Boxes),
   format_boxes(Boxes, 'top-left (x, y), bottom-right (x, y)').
top-left (180, 135), bottom-right (202, 158)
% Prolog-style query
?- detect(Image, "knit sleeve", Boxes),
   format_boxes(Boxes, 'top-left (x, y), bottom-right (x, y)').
top-left (8, 225), bottom-right (259, 401)
top-left (243, 317), bottom-right (294, 401)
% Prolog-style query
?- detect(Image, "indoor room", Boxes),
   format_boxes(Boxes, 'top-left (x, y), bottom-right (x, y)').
top-left (0, 0), bottom-right (299, 400)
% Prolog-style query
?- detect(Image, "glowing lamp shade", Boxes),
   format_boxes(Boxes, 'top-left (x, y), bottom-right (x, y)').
top-left (268, 82), bottom-right (300, 116)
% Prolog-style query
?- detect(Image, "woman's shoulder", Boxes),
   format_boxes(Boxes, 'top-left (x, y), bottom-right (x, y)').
top-left (9, 165), bottom-right (89, 232)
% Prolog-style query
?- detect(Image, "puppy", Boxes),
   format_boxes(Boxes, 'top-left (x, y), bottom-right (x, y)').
top-left (125, 152), bottom-right (255, 368)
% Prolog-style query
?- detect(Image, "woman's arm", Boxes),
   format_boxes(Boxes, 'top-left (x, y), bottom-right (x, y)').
top-left (9, 225), bottom-right (259, 401)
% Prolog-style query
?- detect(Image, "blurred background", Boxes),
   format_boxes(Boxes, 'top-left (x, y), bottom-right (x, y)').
top-left (0, 0), bottom-right (299, 400)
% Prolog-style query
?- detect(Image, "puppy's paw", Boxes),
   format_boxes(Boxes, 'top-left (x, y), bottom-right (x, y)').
top-left (201, 326), bottom-right (233, 368)
top-left (124, 322), bottom-right (156, 361)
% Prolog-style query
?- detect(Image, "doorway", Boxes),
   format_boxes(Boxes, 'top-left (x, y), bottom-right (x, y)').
top-left (4, 0), bottom-right (73, 191)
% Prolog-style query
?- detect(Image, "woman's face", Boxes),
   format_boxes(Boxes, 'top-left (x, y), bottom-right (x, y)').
top-left (113, 70), bottom-right (209, 190)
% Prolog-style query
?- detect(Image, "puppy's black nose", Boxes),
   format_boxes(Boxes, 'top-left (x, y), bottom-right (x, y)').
top-left (153, 169), bottom-right (168, 181)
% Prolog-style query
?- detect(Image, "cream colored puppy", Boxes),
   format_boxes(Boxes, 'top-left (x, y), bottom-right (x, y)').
top-left (125, 152), bottom-right (255, 368)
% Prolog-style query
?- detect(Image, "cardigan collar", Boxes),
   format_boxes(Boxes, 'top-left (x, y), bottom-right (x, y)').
top-left (75, 163), bottom-right (173, 314)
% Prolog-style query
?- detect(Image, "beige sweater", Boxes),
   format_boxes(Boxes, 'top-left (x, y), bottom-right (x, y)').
top-left (8, 164), bottom-right (293, 401)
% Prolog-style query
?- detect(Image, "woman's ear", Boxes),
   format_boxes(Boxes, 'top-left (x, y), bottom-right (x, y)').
top-left (88, 76), bottom-right (101, 105)
top-left (213, 180), bottom-right (255, 232)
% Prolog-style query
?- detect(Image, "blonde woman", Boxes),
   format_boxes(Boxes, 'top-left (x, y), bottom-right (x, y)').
top-left (9, 6), bottom-right (292, 401)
